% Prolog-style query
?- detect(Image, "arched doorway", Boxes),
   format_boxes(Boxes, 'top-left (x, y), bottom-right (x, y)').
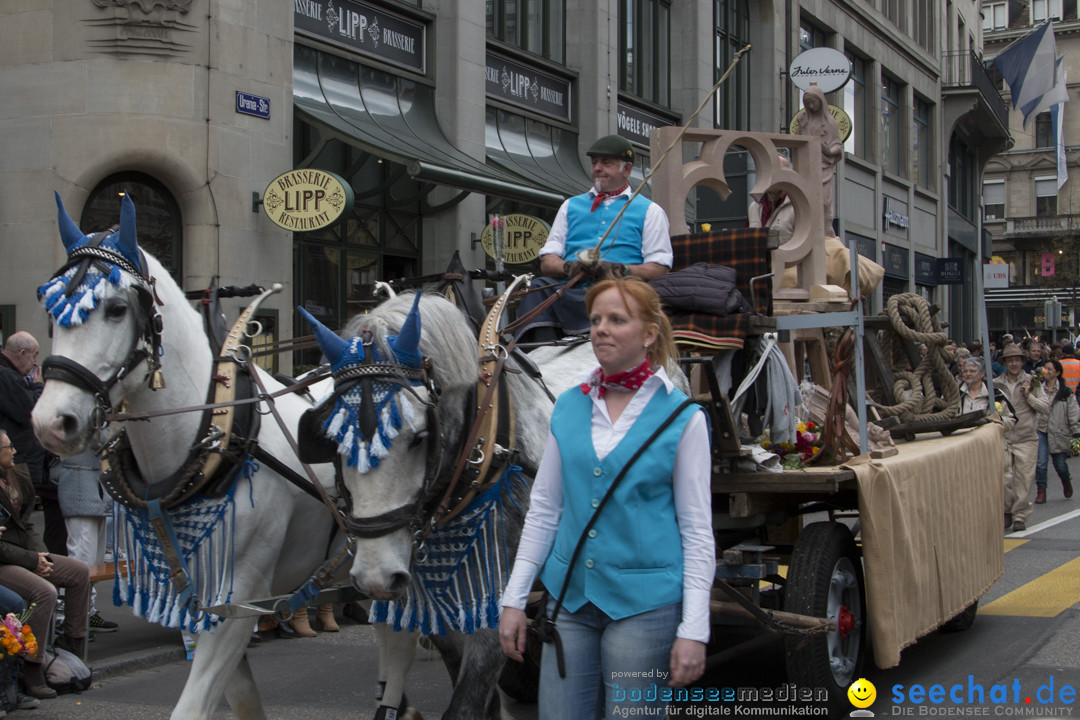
top-left (81, 172), bottom-right (183, 281)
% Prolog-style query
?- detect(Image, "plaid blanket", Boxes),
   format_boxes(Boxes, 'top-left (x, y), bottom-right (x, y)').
top-left (666, 229), bottom-right (772, 349)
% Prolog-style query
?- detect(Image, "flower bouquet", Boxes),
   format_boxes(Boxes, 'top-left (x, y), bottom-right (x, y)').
top-left (0, 606), bottom-right (38, 659)
top-left (1030, 366), bottom-right (1047, 392)
top-left (761, 422), bottom-right (824, 470)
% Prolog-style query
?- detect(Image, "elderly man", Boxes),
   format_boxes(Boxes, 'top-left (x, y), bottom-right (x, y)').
top-left (515, 135), bottom-right (671, 344)
top-left (994, 343), bottom-right (1049, 533)
top-left (0, 332), bottom-right (67, 554)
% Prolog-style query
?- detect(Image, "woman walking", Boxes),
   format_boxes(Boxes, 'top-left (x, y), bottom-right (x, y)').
top-left (499, 277), bottom-right (713, 720)
top-left (1035, 359), bottom-right (1079, 503)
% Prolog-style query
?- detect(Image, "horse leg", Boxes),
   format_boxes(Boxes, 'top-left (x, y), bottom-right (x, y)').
top-left (171, 618), bottom-right (260, 720)
top-left (439, 629), bottom-right (505, 720)
top-left (223, 653), bottom-right (267, 720)
top-left (374, 623), bottom-right (420, 719)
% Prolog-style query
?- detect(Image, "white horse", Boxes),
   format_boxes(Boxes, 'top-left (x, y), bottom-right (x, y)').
top-left (30, 193), bottom-right (418, 720)
top-left (294, 289), bottom-right (609, 720)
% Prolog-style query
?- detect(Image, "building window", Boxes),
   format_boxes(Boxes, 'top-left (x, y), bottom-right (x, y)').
top-left (914, 0), bottom-right (933, 51)
top-left (714, 0), bottom-right (749, 130)
top-left (843, 52), bottom-right (867, 159)
top-left (1035, 111), bottom-right (1053, 148)
top-left (620, 0), bottom-right (670, 105)
top-left (881, 77), bottom-right (903, 176)
top-left (1036, 176), bottom-right (1058, 216)
top-left (913, 97), bottom-right (931, 190)
top-left (82, 172), bottom-right (182, 281)
top-left (883, 0), bottom-right (907, 33)
top-left (799, 19), bottom-right (826, 51)
top-left (1032, 0), bottom-right (1062, 23)
top-left (949, 134), bottom-right (976, 218)
top-left (983, 2), bottom-right (1007, 31)
top-left (487, 0), bottom-right (566, 63)
top-left (984, 180), bottom-right (1005, 220)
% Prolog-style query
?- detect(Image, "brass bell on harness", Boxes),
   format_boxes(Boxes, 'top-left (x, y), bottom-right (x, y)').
top-left (150, 367), bottom-right (167, 390)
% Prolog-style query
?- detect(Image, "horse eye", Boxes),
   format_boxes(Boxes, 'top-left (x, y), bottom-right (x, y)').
top-left (105, 303), bottom-right (128, 320)
top-left (409, 431), bottom-right (428, 449)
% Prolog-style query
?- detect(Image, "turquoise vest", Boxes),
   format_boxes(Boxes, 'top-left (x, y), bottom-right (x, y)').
top-left (540, 385), bottom-right (699, 619)
top-left (563, 193), bottom-right (650, 266)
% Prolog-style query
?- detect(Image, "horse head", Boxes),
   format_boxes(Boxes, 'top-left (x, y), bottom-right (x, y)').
top-left (299, 293), bottom-right (477, 601)
top-left (32, 192), bottom-right (167, 455)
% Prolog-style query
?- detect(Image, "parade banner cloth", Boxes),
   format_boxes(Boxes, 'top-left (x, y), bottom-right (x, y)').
top-left (847, 421), bottom-right (1005, 668)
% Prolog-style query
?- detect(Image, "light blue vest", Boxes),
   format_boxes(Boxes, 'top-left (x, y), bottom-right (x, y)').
top-left (540, 385), bottom-right (699, 619)
top-left (563, 192), bottom-right (650, 266)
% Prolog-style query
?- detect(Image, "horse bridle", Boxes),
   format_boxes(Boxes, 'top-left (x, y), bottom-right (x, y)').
top-left (41, 239), bottom-right (164, 429)
top-left (324, 331), bottom-right (449, 547)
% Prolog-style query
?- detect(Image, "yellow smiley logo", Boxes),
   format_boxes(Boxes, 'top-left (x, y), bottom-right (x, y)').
top-left (847, 678), bottom-right (877, 709)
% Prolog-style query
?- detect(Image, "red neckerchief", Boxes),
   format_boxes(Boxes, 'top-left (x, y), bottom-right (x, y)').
top-left (580, 359), bottom-right (656, 398)
top-left (591, 184), bottom-right (629, 212)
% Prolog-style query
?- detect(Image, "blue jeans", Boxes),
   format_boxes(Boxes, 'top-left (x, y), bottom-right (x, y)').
top-left (0, 585), bottom-right (23, 617)
top-left (538, 599), bottom-right (680, 720)
top-left (1036, 430), bottom-right (1071, 489)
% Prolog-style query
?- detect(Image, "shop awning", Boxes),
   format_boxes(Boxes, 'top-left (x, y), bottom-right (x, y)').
top-left (485, 107), bottom-right (594, 198)
top-left (485, 107), bottom-right (653, 200)
top-left (293, 45), bottom-right (565, 208)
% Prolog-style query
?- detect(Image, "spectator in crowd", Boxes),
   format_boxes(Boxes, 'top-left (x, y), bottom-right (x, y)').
top-left (1033, 359), bottom-right (1078, 505)
top-left (995, 344), bottom-right (1050, 533)
top-left (0, 333), bottom-right (67, 555)
top-left (0, 430), bottom-right (90, 699)
top-left (1058, 344), bottom-right (1080, 392)
top-left (1023, 342), bottom-right (1045, 375)
top-left (959, 358), bottom-right (993, 414)
top-left (56, 440), bottom-right (119, 633)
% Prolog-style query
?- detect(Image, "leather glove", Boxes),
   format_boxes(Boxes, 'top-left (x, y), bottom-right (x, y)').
top-left (563, 260), bottom-right (600, 280)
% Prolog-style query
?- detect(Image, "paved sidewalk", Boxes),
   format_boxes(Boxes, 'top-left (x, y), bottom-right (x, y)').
top-left (81, 576), bottom-right (190, 680)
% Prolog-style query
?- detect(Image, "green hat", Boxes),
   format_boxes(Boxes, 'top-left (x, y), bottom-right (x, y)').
top-left (586, 135), bottom-right (635, 163)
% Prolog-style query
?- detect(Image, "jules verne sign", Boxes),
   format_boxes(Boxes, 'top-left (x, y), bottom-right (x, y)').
top-left (486, 52), bottom-right (572, 124)
top-left (788, 47), bottom-right (851, 93)
top-left (295, 0), bottom-right (426, 74)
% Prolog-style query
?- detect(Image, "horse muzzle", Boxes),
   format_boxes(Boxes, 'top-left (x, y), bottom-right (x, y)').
top-left (349, 541), bottom-right (413, 601)
top-left (31, 391), bottom-right (96, 456)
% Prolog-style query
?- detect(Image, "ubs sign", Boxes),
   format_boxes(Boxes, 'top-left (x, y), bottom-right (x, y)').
top-left (262, 169), bottom-right (355, 232)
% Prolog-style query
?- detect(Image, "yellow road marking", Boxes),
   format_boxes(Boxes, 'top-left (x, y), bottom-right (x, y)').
top-left (980, 555), bottom-right (1080, 617)
top-left (1004, 539), bottom-right (1029, 553)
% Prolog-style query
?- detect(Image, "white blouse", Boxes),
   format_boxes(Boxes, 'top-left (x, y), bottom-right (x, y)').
top-left (502, 368), bottom-right (715, 643)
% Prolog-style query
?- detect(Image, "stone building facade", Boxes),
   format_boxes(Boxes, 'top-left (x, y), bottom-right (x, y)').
top-left (984, 4), bottom-right (1080, 341)
top-left (1, 0), bottom-right (1006, 367)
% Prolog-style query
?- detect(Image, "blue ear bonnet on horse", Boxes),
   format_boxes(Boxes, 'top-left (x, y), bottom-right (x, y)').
top-left (38, 191), bottom-right (148, 328)
top-left (298, 293), bottom-right (424, 472)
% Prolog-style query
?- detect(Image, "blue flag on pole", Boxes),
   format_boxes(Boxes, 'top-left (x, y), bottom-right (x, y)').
top-left (993, 21), bottom-right (1059, 128)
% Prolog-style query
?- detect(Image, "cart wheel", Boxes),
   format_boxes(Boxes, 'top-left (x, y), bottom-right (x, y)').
top-left (939, 600), bottom-right (978, 633)
top-left (783, 522), bottom-right (866, 715)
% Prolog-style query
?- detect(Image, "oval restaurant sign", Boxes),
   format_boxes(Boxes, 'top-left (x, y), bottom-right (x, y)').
top-left (789, 104), bottom-right (853, 142)
top-left (481, 214), bottom-right (549, 265)
top-left (788, 47), bottom-right (851, 93)
top-left (262, 169), bottom-right (354, 232)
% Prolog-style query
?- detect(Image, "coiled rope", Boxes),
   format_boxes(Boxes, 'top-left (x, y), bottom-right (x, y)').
top-left (873, 293), bottom-right (959, 423)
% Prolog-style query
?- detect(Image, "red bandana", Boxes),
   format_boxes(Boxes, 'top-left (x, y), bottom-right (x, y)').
top-left (591, 185), bottom-right (629, 212)
top-left (581, 359), bottom-right (656, 398)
